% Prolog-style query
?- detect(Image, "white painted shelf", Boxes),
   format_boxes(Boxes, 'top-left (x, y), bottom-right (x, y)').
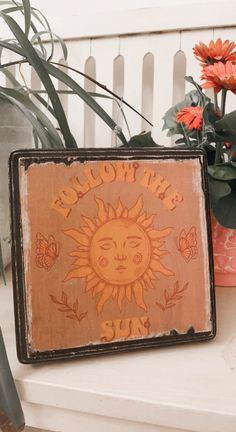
top-left (1, 268), bottom-right (236, 432)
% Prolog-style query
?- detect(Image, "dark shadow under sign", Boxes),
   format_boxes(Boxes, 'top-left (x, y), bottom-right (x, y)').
top-left (9, 148), bottom-right (216, 363)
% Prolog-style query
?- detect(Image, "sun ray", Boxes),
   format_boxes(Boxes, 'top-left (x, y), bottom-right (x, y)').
top-left (139, 278), bottom-right (149, 291)
top-left (112, 286), bottom-right (118, 299)
top-left (72, 257), bottom-right (89, 266)
top-left (142, 273), bottom-right (154, 289)
top-left (118, 286), bottom-right (126, 311)
top-left (97, 286), bottom-right (113, 314)
top-left (92, 280), bottom-right (106, 296)
top-left (77, 246), bottom-right (89, 252)
top-left (128, 195), bottom-right (143, 219)
top-left (136, 212), bottom-right (147, 224)
top-left (153, 248), bottom-right (169, 257)
top-left (132, 280), bottom-right (147, 311)
top-left (141, 214), bottom-right (155, 228)
top-left (64, 266), bottom-right (93, 281)
top-left (95, 197), bottom-right (108, 222)
top-left (86, 275), bottom-right (100, 291)
top-left (126, 285), bottom-right (132, 301)
top-left (150, 258), bottom-right (174, 276)
top-left (81, 226), bottom-right (93, 237)
top-left (82, 216), bottom-right (97, 232)
top-left (64, 229), bottom-right (89, 246)
top-left (116, 199), bottom-right (124, 217)
top-left (87, 272), bottom-right (98, 281)
top-left (147, 268), bottom-right (156, 280)
top-left (108, 204), bottom-right (115, 219)
top-left (151, 240), bottom-right (164, 248)
top-left (148, 227), bottom-right (172, 239)
top-left (122, 208), bottom-right (128, 218)
top-left (69, 250), bottom-right (88, 258)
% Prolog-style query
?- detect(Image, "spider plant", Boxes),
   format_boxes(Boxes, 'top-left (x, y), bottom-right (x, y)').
top-left (0, 0), bottom-right (155, 281)
top-left (0, 0), bottom-right (130, 149)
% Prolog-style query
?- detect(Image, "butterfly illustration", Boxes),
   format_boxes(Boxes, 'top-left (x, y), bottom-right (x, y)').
top-left (35, 232), bottom-right (59, 271)
top-left (176, 226), bottom-right (198, 263)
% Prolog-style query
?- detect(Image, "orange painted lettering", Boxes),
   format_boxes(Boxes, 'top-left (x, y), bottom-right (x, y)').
top-left (163, 190), bottom-right (184, 210)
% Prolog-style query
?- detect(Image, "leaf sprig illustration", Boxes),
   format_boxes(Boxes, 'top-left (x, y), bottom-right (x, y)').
top-left (156, 281), bottom-right (189, 311)
top-left (50, 291), bottom-right (87, 323)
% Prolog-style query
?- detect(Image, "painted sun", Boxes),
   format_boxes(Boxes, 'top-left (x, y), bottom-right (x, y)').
top-left (64, 195), bottom-right (173, 314)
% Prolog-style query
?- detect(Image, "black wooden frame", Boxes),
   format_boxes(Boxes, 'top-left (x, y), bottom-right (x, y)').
top-left (9, 148), bottom-right (216, 363)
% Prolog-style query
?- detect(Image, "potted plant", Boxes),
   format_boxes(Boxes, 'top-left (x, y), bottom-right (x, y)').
top-left (0, 0), bottom-right (156, 280)
top-left (163, 38), bottom-right (236, 286)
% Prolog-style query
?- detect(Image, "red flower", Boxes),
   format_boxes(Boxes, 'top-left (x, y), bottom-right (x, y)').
top-left (201, 61), bottom-right (236, 94)
top-left (193, 38), bottom-right (236, 66)
top-left (176, 106), bottom-right (203, 130)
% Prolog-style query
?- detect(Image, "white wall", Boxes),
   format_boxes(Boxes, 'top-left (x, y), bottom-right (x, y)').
top-left (33, 0), bottom-right (224, 15)
top-left (32, 0), bottom-right (228, 39)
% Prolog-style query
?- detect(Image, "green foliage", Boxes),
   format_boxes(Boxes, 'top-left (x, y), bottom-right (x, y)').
top-left (125, 131), bottom-right (160, 147)
top-left (163, 74), bottom-right (236, 229)
top-left (0, 0), bottom-right (157, 281)
top-left (0, 0), bottom-right (129, 148)
top-left (162, 90), bottom-right (204, 137)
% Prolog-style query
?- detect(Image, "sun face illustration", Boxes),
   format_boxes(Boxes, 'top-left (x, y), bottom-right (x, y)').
top-left (64, 195), bottom-right (173, 314)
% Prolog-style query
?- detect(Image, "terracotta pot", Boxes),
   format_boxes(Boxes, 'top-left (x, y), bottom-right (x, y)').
top-left (211, 215), bottom-right (236, 286)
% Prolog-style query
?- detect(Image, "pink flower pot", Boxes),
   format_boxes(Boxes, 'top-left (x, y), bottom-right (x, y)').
top-left (211, 215), bottom-right (236, 287)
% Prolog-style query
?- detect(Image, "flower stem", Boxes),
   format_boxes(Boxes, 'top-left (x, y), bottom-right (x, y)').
top-left (214, 142), bottom-right (223, 164)
top-left (180, 123), bottom-right (191, 147)
top-left (214, 92), bottom-right (220, 113)
top-left (197, 129), bottom-right (202, 146)
top-left (221, 89), bottom-right (227, 116)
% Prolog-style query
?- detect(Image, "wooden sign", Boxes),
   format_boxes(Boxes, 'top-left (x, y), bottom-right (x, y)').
top-left (10, 148), bottom-right (216, 363)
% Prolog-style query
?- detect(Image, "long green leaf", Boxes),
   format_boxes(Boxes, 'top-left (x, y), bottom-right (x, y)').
top-left (21, 0), bottom-right (31, 36)
top-left (89, 91), bottom-right (131, 138)
top-left (1, 4), bottom-right (47, 56)
top-left (52, 61), bottom-right (152, 127)
top-left (30, 91), bottom-right (76, 144)
top-left (0, 11), bottom-right (77, 148)
top-left (0, 39), bottom-right (24, 56)
top-left (0, 91), bottom-right (52, 147)
top-left (0, 67), bottom-right (25, 88)
top-left (30, 31), bottom-right (67, 61)
top-left (0, 86), bottom-right (65, 148)
top-left (31, 92), bottom-right (57, 118)
top-left (43, 61), bottom-right (128, 146)
top-left (28, 4), bottom-right (56, 61)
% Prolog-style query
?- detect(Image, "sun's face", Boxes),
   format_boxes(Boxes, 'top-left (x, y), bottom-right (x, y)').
top-left (64, 195), bottom-right (173, 314)
top-left (90, 218), bottom-right (151, 285)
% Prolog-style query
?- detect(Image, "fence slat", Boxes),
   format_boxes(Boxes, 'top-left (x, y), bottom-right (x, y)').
top-left (120, 35), bottom-right (150, 140)
top-left (91, 37), bottom-right (119, 148)
top-left (7, 25), bottom-right (236, 149)
top-left (150, 32), bottom-right (180, 146)
top-left (66, 39), bottom-right (91, 147)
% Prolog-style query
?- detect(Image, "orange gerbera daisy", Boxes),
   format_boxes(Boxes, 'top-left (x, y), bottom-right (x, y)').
top-left (176, 106), bottom-right (203, 130)
top-left (201, 61), bottom-right (236, 94)
top-left (193, 38), bottom-right (236, 66)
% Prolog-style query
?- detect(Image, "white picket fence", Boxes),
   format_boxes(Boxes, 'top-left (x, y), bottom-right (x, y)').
top-left (3, 2), bottom-right (236, 148)
top-left (61, 26), bottom-right (236, 148)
